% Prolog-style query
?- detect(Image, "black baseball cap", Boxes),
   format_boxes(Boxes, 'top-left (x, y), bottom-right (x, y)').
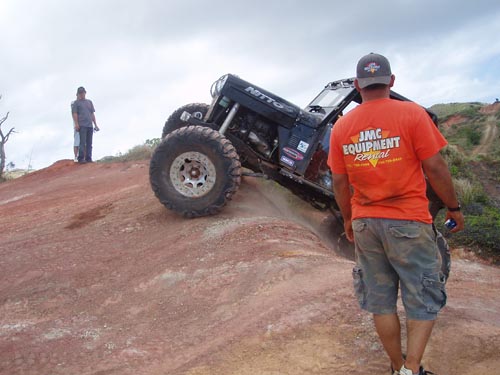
top-left (356, 53), bottom-right (392, 89)
top-left (77, 86), bottom-right (86, 94)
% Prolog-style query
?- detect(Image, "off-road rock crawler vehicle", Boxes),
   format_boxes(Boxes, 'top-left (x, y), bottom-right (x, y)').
top-left (150, 73), bottom-right (444, 215)
top-left (149, 74), bottom-right (450, 274)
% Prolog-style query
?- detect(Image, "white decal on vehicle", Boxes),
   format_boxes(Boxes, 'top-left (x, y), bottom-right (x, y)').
top-left (297, 141), bottom-right (309, 153)
top-left (280, 155), bottom-right (295, 167)
top-left (245, 87), bottom-right (285, 109)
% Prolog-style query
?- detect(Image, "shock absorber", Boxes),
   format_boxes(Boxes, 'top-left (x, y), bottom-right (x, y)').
top-left (219, 103), bottom-right (240, 135)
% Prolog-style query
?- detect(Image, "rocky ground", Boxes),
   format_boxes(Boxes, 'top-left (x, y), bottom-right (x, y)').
top-left (1, 160), bottom-right (499, 375)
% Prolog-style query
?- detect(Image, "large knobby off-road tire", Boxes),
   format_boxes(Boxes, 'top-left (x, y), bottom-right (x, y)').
top-left (150, 126), bottom-right (242, 218)
top-left (161, 103), bottom-right (210, 138)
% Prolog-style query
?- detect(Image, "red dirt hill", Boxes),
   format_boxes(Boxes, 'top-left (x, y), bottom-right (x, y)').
top-left (1, 160), bottom-right (499, 375)
top-left (479, 102), bottom-right (500, 114)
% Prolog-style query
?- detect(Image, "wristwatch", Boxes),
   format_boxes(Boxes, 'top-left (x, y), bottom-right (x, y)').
top-left (447, 203), bottom-right (461, 212)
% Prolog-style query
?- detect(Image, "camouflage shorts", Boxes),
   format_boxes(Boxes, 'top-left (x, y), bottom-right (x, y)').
top-left (352, 218), bottom-right (447, 320)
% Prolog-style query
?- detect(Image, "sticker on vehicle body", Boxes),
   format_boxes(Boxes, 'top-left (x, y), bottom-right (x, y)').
top-left (280, 155), bottom-right (295, 167)
top-left (297, 141), bottom-right (309, 153)
top-left (282, 147), bottom-right (304, 161)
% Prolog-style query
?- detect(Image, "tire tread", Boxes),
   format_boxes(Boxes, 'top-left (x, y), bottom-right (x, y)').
top-left (150, 126), bottom-right (241, 218)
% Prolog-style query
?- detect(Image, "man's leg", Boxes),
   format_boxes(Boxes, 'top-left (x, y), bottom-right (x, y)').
top-left (352, 219), bottom-right (402, 371)
top-left (386, 222), bottom-right (444, 374)
top-left (405, 319), bottom-right (435, 373)
top-left (374, 313), bottom-right (405, 371)
top-left (74, 130), bottom-right (80, 160)
top-left (85, 128), bottom-right (93, 162)
top-left (78, 127), bottom-right (87, 162)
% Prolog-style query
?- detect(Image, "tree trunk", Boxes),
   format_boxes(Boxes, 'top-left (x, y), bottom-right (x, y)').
top-left (0, 109), bottom-right (13, 178)
top-left (0, 141), bottom-right (5, 177)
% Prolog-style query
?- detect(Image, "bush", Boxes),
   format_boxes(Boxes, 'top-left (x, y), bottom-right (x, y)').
top-left (441, 146), bottom-right (473, 179)
top-left (464, 127), bottom-right (481, 146)
top-left (437, 205), bottom-right (500, 262)
top-left (441, 145), bottom-right (466, 168)
top-left (145, 138), bottom-right (161, 148)
top-left (99, 140), bottom-right (157, 163)
top-left (453, 178), bottom-right (488, 205)
top-left (118, 144), bottom-right (154, 162)
top-left (458, 105), bottom-right (482, 119)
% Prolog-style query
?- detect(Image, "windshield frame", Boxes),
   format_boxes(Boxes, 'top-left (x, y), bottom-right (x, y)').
top-left (309, 87), bottom-right (354, 109)
top-left (305, 79), bottom-right (360, 126)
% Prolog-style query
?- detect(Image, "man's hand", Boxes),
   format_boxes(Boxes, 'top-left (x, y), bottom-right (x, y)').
top-left (344, 218), bottom-right (354, 242)
top-left (74, 124), bottom-right (80, 131)
top-left (445, 210), bottom-right (465, 233)
top-left (94, 125), bottom-right (100, 132)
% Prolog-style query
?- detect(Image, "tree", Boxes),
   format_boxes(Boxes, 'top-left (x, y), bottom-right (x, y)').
top-left (0, 95), bottom-right (16, 177)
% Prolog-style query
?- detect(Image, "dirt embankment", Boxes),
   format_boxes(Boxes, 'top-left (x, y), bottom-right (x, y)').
top-left (441, 114), bottom-right (468, 129)
top-left (479, 102), bottom-right (500, 115)
top-left (1, 160), bottom-right (500, 375)
top-left (473, 114), bottom-right (499, 156)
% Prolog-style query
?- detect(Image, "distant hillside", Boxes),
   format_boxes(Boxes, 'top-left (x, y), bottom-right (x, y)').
top-left (430, 101), bottom-right (500, 159)
top-left (429, 101), bottom-right (500, 259)
top-left (430, 102), bottom-right (484, 119)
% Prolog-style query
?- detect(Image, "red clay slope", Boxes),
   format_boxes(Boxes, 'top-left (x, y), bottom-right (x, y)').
top-left (1, 160), bottom-right (499, 375)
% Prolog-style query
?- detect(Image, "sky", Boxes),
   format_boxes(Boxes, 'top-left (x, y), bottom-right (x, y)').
top-left (1, 0), bottom-right (499, 170)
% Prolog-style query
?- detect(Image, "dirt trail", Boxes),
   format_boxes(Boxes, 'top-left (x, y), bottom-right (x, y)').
top-left (1, 160), bottom-right (499, 375)
top-left (473, 115), bottom-right (499, 156)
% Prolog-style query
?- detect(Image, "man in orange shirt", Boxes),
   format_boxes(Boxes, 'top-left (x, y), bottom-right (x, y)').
top-left (328, 53), bottom-right (464, 375)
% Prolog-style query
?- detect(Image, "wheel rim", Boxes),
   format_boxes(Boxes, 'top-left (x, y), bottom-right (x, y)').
top-left (170, 152), bottom-right (217, 197)
top-left (192, 110), bottom-right (204, 119)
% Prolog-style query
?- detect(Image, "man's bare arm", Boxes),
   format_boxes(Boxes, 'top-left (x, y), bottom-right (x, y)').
top-left (422, 153), bottom-right (465, 232)
top-left (72, 112), bottom-right (79, 131)
top-left (92, 113), bottom-right (99, 131)
top-left (332, 173), bottom-right (354, 241)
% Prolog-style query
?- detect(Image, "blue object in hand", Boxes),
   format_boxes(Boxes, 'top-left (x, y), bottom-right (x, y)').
top-left (445, 219), bottom-right (457, 230)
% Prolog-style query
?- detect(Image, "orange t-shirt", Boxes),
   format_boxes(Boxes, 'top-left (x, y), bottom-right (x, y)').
top-left (327, 98), bottom-right (447, 223)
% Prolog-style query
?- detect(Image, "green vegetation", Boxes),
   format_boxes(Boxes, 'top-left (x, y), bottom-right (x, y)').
top-left (452, 177), bottom-right (488, 206)
top-left (435, 102), bottom-right (500, 157)
top-left (99, 138), bottom-right (161, 163)
top-left (430, 102), bottom-right (483, 120)
top-left (436, 205), bottom-right (500, 260)
top-left (432, 102), bottom-right (500, 262)
top-left (440, 145), bottom-right (469, 178)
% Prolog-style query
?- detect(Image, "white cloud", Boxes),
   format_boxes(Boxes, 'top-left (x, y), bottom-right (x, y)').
top-left (1, 0), bottom-right (500, 169)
